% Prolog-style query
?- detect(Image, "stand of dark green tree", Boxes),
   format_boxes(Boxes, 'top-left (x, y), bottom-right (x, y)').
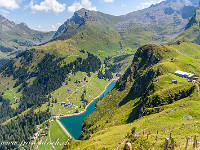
top-left (0, 45), bottom-right (14, 53)
top-left (0, 107), bottom-right (51, 150)
top-left (97, 69), bottom-right (113, 80)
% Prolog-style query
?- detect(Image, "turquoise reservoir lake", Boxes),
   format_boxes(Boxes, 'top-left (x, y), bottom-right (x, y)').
top-left (59, 80), bottom-right (117, 140)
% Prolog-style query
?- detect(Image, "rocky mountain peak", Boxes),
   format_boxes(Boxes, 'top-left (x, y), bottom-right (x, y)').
top-left (17, 22), bottom-right (30, 29)
top-left (0, 15), bottom-right (7, 23)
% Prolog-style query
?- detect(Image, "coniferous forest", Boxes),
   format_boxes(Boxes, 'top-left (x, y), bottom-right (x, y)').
top-left (0, 107), bottom-right (51, 150)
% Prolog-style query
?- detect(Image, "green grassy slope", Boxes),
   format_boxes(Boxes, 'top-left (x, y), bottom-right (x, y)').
top-left (65, 42), bottom-right (200, 149)
top-left (67, 93), bottom-right (200, 149)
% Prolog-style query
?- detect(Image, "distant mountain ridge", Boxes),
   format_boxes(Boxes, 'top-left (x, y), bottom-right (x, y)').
top-left (53, 8), bottom-right (123, 40)
top-left (0, 15), bottom-right (55, 66)
top-left (171, 5), bottom-right (200, 44)
top-left (51, 0), bottom-right (199, 57)
top-left (0, 15), bottom-right (55, 49)
top-left (118, 0), bottom-right (198, 28)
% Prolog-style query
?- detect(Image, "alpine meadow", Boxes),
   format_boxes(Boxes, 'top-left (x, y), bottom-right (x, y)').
top-left (1, 0), bottom-right (200, 150)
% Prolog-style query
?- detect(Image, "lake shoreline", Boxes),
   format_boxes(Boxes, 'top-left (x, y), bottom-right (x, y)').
top-left (56, 119), bottom-right (73, 139)
top-left (59, 78), bottom-right (118, 118)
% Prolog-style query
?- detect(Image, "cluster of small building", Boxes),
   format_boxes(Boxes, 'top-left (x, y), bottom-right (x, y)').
top-left (173, 70), bottom-right (199, 83)
top-left (61, 102), bottom-right (74, 107)
top-left (30, 132), bottom-right (39, 140)
top-left (53, 115), bottom-right (60, 120)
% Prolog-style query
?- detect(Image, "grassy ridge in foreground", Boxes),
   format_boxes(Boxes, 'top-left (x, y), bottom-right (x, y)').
top-left (67, 91), bottom-right (200, 149)
top-left (65, 42), bottom-right (200, 149)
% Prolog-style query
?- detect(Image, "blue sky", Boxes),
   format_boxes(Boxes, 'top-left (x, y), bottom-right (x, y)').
top-left (0, 0), bottom-right (164, 31)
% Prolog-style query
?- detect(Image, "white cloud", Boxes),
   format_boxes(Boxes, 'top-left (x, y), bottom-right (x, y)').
top-left (57, 22), bottom-right (62, 26)
top-left (51, 22), bottom-right (62, 31)
top-left (68, 0), bottom-right (96, 13)
top-left (51, 25), bottom-right (56, 30)
top-left (37, 25), bottom-right (42, 29)
top-left (104, 0), bottom-right (114, 2)
top-left (35, 22), bottom-right (62, 31)
top-left (29, 0), bottom-right (66, 14)
top-left (138, 0), bottom-right (163, 10)
top-left (0, 0), bottom-right (21, 10)
top-left (121, 4), bottom-right (127, 8)
top-left (0, 9), bottom-right (10, 16)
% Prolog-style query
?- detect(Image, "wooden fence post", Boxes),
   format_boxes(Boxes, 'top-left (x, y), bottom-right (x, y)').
top-left (171, 137), bottom-right (175, 150)
top-left (170, 133), bottom-right (172, 140)
top-left (191, 136), bottom-right (193, 145)
top-left (195, 136), bottom-right (197, 148)
top-left (193, 135), bottom-right (197, 149)
top-left (164, 138), bottom-right (170, 150)
top-left (185, 136), bottom-right (189, 150)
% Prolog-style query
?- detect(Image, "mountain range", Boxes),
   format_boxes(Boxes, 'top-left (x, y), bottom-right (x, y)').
top-left (0, 0), bottom-right (199, 65)
top-left (171, 5), bottom-right (200, 44)
top-left (1, 0), bottom-right (200, 149)
top-left (52, 0), bottom-right (198, 53)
